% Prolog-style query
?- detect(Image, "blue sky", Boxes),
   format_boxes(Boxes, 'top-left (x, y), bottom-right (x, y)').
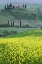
top-left (0, 0), bottom-right (42, 3)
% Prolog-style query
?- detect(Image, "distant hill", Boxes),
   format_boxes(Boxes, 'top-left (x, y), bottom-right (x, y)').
top-left (0, 8), bottom-right (37, 22)
top-left (0, 3), bottom-right (42, 27)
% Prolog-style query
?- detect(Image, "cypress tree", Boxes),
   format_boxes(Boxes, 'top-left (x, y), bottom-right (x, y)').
top-left (8, 20), bottom-right (9, 26)
top-left (5, 5), bottom-right (6, 9)
top-left (20, 20), bottom-right (21, 27)
top-left (13, 21), bottom-right (14, 27)
top-left (25, 5), bottom-right (26, 8)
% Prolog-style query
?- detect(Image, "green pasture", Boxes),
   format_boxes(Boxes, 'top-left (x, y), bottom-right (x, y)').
top-left (0, 27), bottom-right (40, 33)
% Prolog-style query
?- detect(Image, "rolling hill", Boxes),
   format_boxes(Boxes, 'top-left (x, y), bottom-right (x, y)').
top-left (0, 3), bottom-right (42, 27)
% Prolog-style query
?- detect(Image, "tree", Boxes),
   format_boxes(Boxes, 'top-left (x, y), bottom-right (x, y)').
top-left (13, 21), bottom-right (14, 27)
top-left (23, 4), bottom-right (24, 7)
top-left (9, 3), bottom-right (12, 8)
top-left (38, 8), bottom-right (40, 14)
top-left (20, 20), bottom-right (21, 27)
top-left (25, 5), bottom-right (26, 8)
top-left (8, 20), bottom-right (9, 26)
top-left (5, 5), bottom-right (6, 9)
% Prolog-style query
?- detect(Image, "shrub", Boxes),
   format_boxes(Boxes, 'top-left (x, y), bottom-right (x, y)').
top-left (3, 30), bottom-right (9, 35)
top-left (41, 27), bottom-right (42, 29)
top-left (3, 33), bottom-right (8, 36)
top-left (11, 31), bottom-right (17, 34)
top-left (8, 32), bottom-right (12, 35)
top-left (0, 34), bottom-right (2, 37)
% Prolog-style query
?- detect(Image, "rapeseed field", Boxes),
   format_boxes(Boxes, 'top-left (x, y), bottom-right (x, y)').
top-left (0, 36), bottom-right (42, 64)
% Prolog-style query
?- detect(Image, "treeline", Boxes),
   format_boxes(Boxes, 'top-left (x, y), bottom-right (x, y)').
top-left (0, 20), bottom-right (31, 28)
top-left (4, 3), bottom-right (27, 9)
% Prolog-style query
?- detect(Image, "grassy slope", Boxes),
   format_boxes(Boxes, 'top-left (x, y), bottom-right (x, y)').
top-left (0, 8), bottom-right (42, 24)
top-left (4, 30), bottom-right (42, 38)
top-left (0, 4), bottom-right (42, 23)
top-left (0, 8), bottom-right (35, 22)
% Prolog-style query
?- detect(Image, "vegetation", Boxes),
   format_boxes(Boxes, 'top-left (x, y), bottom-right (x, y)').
top-left (4, 30), bottom-right (42, 38)
top-left (0, 3), bottom-right (42, 64)
top-left (0, 34), bottom-right (42, 64)
top-left (0, 3), bottom-right (42, 27)
top-left (0, 30), bottom-right (17, 37)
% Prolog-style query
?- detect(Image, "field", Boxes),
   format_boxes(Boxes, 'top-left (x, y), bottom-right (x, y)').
top-left (0, 27), bottom-right (40, 33)
top-left (0, 30), bottom-right (42, 64)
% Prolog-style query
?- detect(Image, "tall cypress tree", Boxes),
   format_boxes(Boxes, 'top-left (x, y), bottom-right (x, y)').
top-left (23, 4), bottom-right (24, 7)
top-left (13, 21), bottom-right (14, 27)
top-left (25, 5), bottom-right (26, 8)
top-left (20, 20), bottom-right (21, 27)
top-left (8, 20), bottom-right (9, 26)
top-left (5, 5), bottom-right (6, 9)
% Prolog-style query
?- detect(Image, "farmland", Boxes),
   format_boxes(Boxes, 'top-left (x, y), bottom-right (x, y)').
top-left (0, 3), bottom-right (42, 64)
top-left (0, 30), bottom-right (42, 64)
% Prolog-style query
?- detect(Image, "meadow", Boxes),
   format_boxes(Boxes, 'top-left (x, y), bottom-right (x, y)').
top-left (0, 27), bottom-right (40, 33)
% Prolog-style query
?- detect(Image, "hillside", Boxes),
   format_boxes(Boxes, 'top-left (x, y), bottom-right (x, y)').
top-left (0, 3), bottom-right (42, 27)
top-left (4, 30), bottom-right (42, 38)
top-left (0, 3), bottom-right (42, 22)
top-left (0, 8), bottom-right (37, 22)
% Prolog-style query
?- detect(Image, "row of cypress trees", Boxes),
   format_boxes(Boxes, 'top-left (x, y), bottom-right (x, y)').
top-left (8, 20), bottom-right (21, 27)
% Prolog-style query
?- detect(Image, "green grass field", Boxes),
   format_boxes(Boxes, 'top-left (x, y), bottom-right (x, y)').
top-left (0, 27), bottom-right (40, 33)
top-left (1, 29), bottom-right (41, 38)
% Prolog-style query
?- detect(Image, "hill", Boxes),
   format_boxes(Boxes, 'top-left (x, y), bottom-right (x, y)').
top-left (0, 8), bottom-right (36, 22)
top-left (0, 3), bottom-right (42, 27)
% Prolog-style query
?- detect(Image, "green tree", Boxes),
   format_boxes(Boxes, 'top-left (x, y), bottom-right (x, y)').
top-left (25, 5), bottom-right (26, 8)
top-left (13, 21), bottom-right (14, 27)
top-left (9, 3), bottom-right (12, 8)
top-left (20, 20), bottom-right (21, 27)
top-left (8, 20), bottom-right (9, 26)
top-left (38, 8), bottom-right (40, 14)
top-left (5, 5), bottom-right (6, 9)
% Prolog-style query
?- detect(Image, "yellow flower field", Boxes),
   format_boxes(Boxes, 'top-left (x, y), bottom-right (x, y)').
top-left (0, 36), bottom-right (42, 64)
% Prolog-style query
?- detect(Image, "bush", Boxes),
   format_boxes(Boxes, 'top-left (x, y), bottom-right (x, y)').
top-left (22, 25), bottom-right (31, 28)
top-left (41, 27), bottom-right (42, 29)
top-left (0, 33), bottom-right (8, 37)
top-left (8, 32), bottom-right (12, 35)
top-left (11, 31), bottom-right (17, 34)
top-left (3, 30), bottom-right (9, 35)
top-left (0, 34), bottom-right (2, 37)
top-left (3, 33), bottom-right (8, 36)
top-left (0, 30), bottom-right (17, 37)
top-left (0, 24), bottom-right (11, 27)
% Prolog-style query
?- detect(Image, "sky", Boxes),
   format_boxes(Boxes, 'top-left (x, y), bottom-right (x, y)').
top-left (0, 0), bottom-right (42, 4)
